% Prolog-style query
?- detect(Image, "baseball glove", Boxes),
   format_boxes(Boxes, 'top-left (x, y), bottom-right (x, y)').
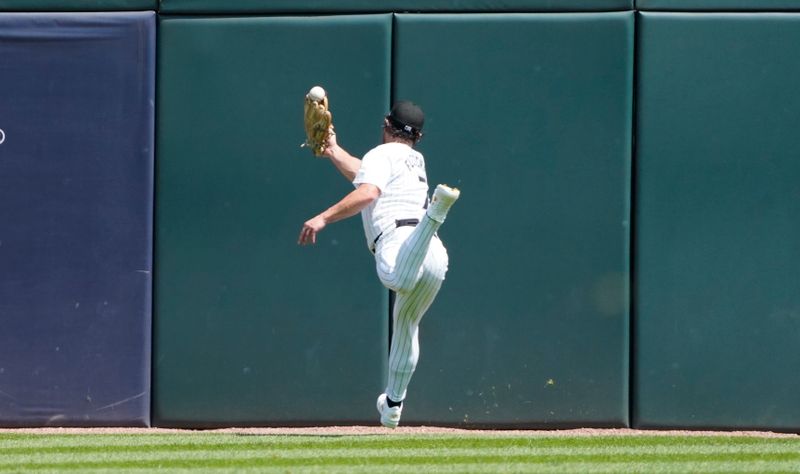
top-left (302, 88), bottom-right (333, 156)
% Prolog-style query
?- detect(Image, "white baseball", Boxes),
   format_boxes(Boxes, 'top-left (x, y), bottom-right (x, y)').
top-left (307, 86), bottom-right (326, 102)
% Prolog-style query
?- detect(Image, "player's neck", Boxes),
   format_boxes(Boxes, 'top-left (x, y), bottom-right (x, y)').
top-left (383, 136), bottom-right (414, 147)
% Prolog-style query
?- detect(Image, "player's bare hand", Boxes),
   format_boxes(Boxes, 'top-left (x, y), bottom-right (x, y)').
top-left (321, 128), bottom-right (338, 158)
top-left (298, 215), bottom-right (327, 245)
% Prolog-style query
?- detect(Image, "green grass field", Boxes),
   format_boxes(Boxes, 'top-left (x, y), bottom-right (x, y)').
top-left (1, 432), bottom-right (799, 473)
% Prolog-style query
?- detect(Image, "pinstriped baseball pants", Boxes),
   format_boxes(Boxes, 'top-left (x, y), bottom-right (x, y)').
top-left (375, 215), bottom-right (448, 402)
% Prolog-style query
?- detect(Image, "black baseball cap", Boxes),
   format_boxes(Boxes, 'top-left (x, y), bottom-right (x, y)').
top-left (386, 101), bottom-right (424, 135)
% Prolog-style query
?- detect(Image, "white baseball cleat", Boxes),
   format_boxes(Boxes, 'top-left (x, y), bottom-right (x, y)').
top-left (426, 184), bottom-right (460, 223)
top-left (376, 393), bottom-right (402, 429)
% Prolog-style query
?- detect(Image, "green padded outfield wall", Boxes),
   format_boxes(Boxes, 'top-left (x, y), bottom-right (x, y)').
top-left (635, 12), bottom-right (800, 430)
top-left (637, 0), bottom-right (800, 11)
top-left (154, 14), bottom-right (391, 426)
top-left (0, 0), bottom-right (156, 10)
top-left (159, 0), bottom-right (633, 14)
top-left (393, 13), bottom-right (633, 427)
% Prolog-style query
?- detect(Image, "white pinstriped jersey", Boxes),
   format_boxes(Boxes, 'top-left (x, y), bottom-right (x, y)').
top-left (352, 142), bottom-right (429, 250)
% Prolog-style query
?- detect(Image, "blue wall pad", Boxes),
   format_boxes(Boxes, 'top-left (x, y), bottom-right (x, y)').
top-left (160, 0), bottom-right (633, 14)
top-left (0, 12), bottom-right (155, 427)
top-left (0, 0), bottom-right (156, 11)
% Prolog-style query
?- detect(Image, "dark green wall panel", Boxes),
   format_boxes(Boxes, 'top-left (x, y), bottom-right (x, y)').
top-left (635, 12), bottom-right (800, 430)
top-left (154, 14), bottom-right (391, 426)
top-left (0, 0), bottom-right (155, 10)
top-left (394, 12), bottom-right (633, 427)
top-left (637, 0), bottom-right (800, 11)
top-left (160, 0), bottom-right (633, 14)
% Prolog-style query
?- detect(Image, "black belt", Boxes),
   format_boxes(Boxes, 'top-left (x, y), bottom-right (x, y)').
top-left (371, 218), bottom-right (419, 252)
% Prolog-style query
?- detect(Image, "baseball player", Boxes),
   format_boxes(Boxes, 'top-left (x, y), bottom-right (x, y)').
top-left (298, 101), bottom-right (459, 428)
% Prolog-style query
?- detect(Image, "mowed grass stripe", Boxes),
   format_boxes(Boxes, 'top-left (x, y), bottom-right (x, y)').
top-left (0, 446), bottom-right (781, 461)
top-left (2, 451), bottom-right (800, 471)
top-left (2, 434), bottom-right (799, 450)
top-left (2, 443), bottom-right (800, 461)
top-left (105, 461), bottom-right (800, 474)
top-left (1, 434), bottom-right (799, 473)
top-left (3, 462), bottom-right (800, 474)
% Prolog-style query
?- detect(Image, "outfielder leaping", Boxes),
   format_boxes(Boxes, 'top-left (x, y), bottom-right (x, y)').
top-left (298, 101), bottom-right (459, 428)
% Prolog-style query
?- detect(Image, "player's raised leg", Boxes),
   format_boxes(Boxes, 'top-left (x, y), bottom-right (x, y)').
top-left (378, 184), bottom-right (460, 292)
top-left (426, 184), bottom-right (460, 224)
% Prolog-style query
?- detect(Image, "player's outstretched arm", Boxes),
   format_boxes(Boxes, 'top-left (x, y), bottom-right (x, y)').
top-left (298, 183), bottom-right (380, 245)
top-left (322, 132), bottom-right (361, 182)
